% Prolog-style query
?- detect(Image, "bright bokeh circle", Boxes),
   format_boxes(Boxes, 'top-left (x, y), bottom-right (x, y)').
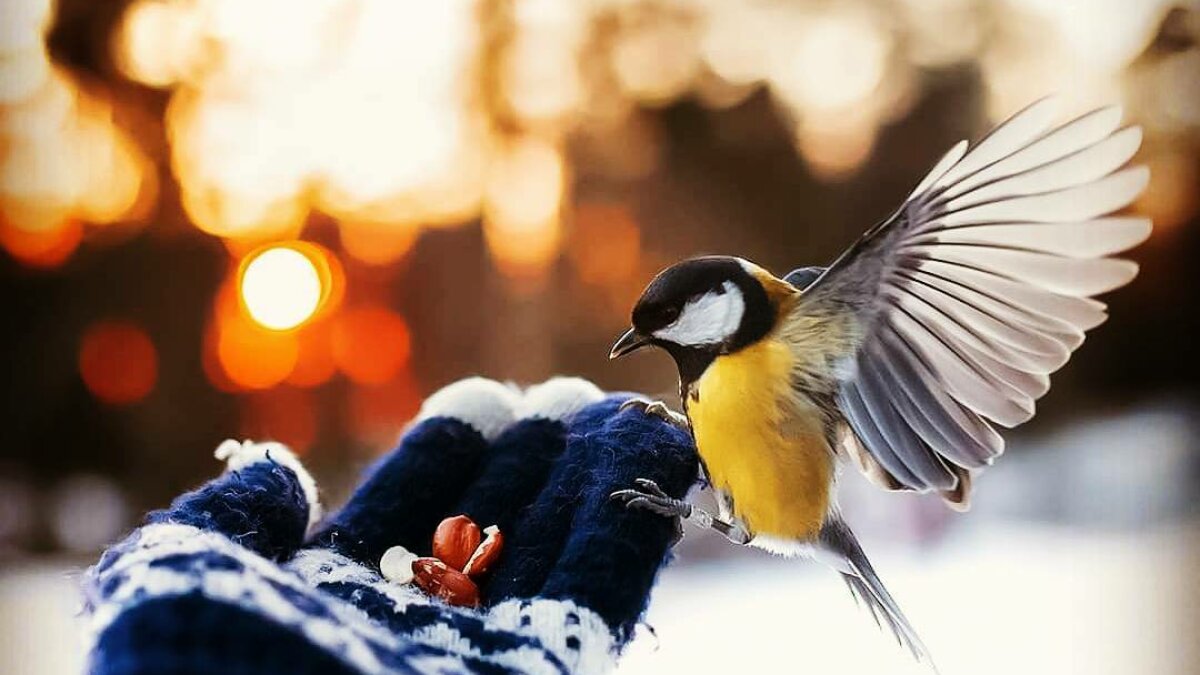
top-left (240, 246), bottom-right (322, 331)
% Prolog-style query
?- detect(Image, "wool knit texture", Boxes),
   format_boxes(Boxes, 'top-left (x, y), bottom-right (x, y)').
top-left (83, 377), bottom-right (698, 675)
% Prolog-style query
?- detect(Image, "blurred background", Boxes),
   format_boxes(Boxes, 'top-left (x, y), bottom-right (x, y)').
top-left (1, 0), bottom-right (1198, 673)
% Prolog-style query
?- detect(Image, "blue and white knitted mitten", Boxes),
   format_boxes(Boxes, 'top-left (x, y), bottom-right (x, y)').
top-left (82, 377), bottom-right (698, 675)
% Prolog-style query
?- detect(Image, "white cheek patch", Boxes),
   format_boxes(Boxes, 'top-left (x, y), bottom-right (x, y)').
top-left (654, 282), bottom-right (745, 346)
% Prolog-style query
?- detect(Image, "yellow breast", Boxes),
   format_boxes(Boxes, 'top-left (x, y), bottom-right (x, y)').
top-left (688, 338), bottom-right (833, 540)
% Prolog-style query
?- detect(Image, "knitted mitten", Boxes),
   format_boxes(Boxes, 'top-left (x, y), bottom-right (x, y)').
top-left (83, 376), bottom-right (698, 675)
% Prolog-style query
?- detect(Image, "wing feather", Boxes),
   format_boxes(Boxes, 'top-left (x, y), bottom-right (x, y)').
top-left (839, 382), bottom-right (923, 487)
top-left (900, 268), bottom-right (1086, 346)
top-left (916, 260), bottom-right (1111, 330)
top-left (931, 97), bottom-right (1060, 191)
top-left (878, 327), bottom-right (1002, 468)
top-left (896, 270), bottom-right (1070, 362)
top-left (908, 269), bottom-right (1083, 351)
top-left (888, 299), bottom-right (1034, 427)
top-left (786, 100), bottom-right (1149, 497)
top-left (935, 166), bottom-right (1149, 227)
top-left (913, 218), bottom-right (1151, 258)
top-left (855, 356), bottom-right (956, 489)
top-left (910, 245), bottom-right (1139, 296)
top-left (942, 105), bottom-right (1124, 199)
top-left (907, 140), bottom-right (968, 200)
top-left (942, 127), bottom-right (1142, 209)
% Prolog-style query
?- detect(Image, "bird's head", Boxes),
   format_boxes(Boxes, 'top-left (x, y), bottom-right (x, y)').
top-left (610, 256), bottom-right (781, 377)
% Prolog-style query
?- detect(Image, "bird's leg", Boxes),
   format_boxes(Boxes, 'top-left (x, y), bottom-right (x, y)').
top-left (618, 398), bottom-right (690, 430)
top-left (611, 478), bottom-right (750, 546)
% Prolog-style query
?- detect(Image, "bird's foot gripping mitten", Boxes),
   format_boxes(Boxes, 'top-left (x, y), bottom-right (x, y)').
top-left (617, 398), bottom-right (690, 429)
top-left (82, 377), bottom-right (698, 675)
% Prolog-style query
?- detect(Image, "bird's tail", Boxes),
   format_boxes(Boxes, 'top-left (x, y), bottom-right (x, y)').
top-left (818, 518), bottom-right (938, 672)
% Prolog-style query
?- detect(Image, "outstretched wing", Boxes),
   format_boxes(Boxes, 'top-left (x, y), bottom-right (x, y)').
top-left (789, 98), bottom-right (1150, 502)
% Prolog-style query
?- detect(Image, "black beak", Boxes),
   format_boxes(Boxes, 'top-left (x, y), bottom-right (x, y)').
top-left (609, 328), bottom-right (650, 359)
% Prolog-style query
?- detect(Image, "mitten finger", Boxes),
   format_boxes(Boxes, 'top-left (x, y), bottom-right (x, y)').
top-left (455, 377), bottom-right (603, 538)
top-left (307, 377), bottom-right (518, 564)
top-left (482, 398), bottom-right (613, 605)
top-left (538, 398), bottom-right (697, 638)
top-left (133, 440), bottom-right (318, 562)
top-left (485, 394), bottom-right (697, 616)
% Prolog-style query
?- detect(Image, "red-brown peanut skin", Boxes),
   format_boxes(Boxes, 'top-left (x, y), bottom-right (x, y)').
top-left (411, 557), bottom-right (481, 607)
top-left (432, 515), bottom-right (481, 571)
top-left (463, 527), bottom-right (503, 577)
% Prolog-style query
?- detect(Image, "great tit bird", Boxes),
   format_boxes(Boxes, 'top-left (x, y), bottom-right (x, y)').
top-left (609, 98), bottom-right (1150, 666)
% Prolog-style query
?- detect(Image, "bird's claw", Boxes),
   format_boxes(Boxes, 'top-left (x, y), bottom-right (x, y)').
top-left (618, 398), bottom-right (690, 429)
top-left (634, 477), bottom-right (669, 498)
top-left (610, 479), bottom-right (690, 519)
top-left (611, 478), bottom-right (687, 546)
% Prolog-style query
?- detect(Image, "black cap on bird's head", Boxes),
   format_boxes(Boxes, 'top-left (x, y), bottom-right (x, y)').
top-left (610, 256), bottom-right (776, 377)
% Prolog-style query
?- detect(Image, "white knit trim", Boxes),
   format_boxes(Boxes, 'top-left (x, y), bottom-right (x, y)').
top-left (405, 653), bottom-right (482, 674)
top-left (214, 439), bottom-right (322, 532)
top-left (287, 548), bottom-right (428, 611)
top-left (408, 624), bottom-right (565, 675)
top-left (415, 378), bottom-right (521, 441)
top-left (288, 547), bottom-right (384, 587)
top-left (488, 599), bottom-right (617, 674)
top-left (516, 377), bottom-right (605, 423)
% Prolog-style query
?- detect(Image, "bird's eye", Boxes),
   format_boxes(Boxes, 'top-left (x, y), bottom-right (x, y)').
top-left (660, 305), bottom-right (680, 323)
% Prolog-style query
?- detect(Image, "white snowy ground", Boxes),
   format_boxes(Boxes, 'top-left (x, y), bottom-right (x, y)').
top-left (617, 523), bottom-right (1198, 675)
top-left (0, 561), bottom-right (89, 675)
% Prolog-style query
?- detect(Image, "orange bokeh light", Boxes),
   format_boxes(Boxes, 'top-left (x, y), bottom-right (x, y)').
top-left (210, 278), bottom-right (300, 389)
top-left (795, 117), bottom-right (877, 182)
top-left (0, 218), bottom-right (83, 268)
top-left (217, 314), bottom-right (300, 390)
top-left (331, 306), bottom-right (411, 385)
top-left (483, 136), bottom-right (566, 280)
top-left (339, 220), bottom-right (420, 266)
top-left (79, 320), bottom-right (158, 405)
top-left (286, 320), bottom-right (337, 388)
